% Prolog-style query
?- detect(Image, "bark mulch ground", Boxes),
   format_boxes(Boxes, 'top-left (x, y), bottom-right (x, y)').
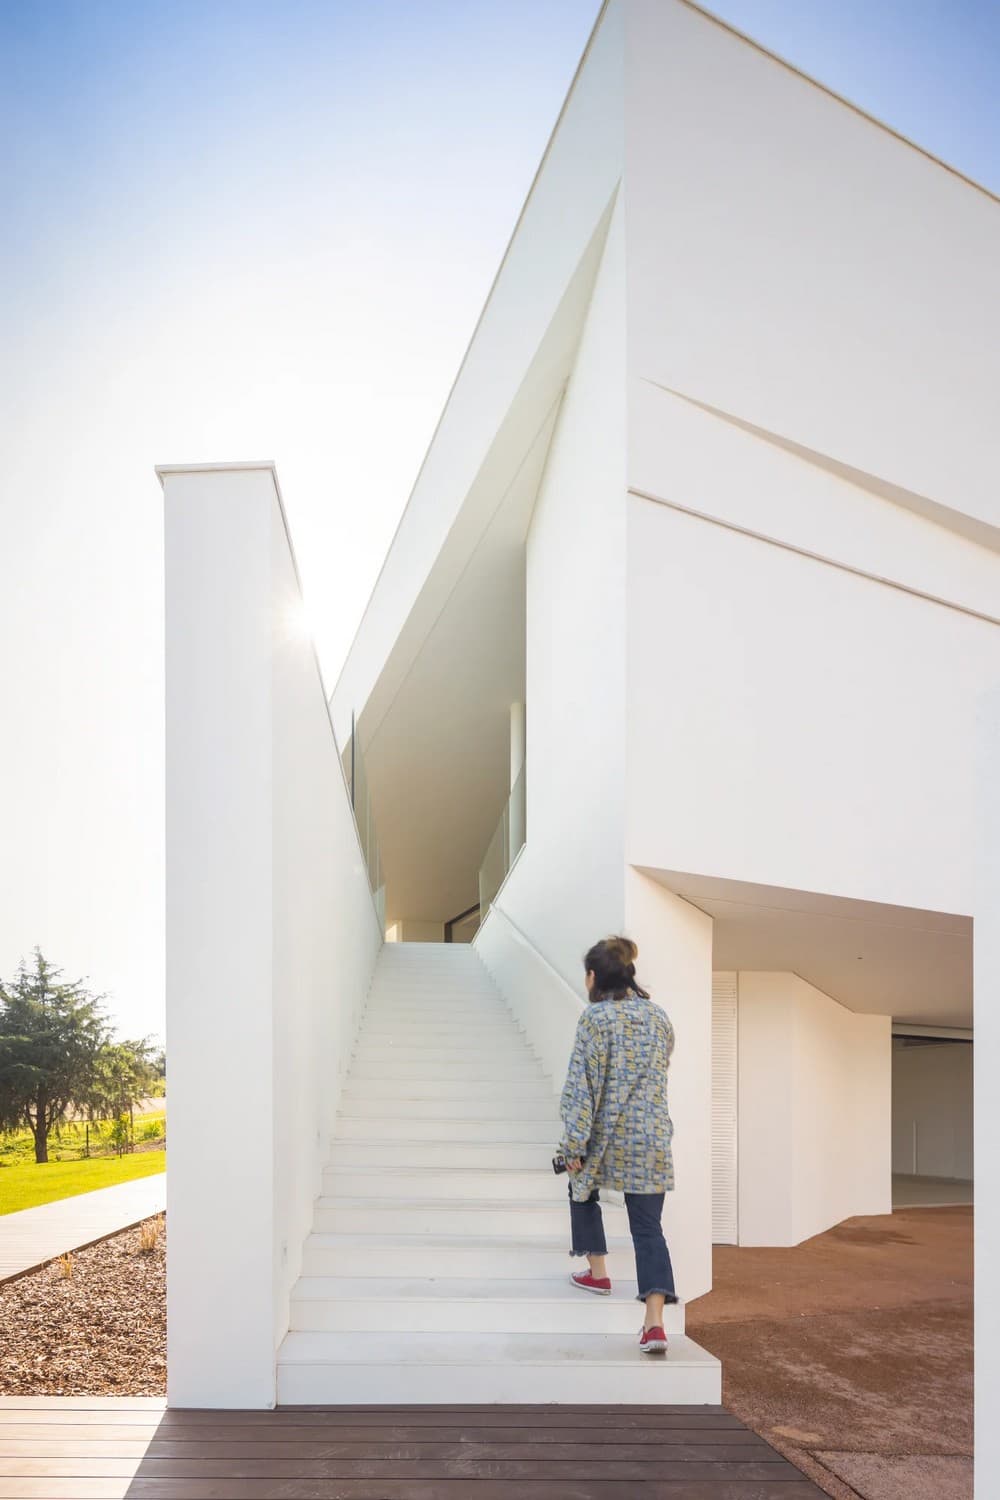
top-left (686, 1205), bottom-right (974, 1500)
top-left (0, 1214), bottom-right (165, 1396)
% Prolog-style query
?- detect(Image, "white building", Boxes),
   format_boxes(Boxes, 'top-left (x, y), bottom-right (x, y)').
top-left (160, 0), bottom-right (999, 1479)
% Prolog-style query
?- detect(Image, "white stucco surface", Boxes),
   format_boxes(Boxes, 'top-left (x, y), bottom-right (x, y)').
top-left (163, 464), bottom-right (381, 1408)
top-left (626, 492), bottom-right (1000, 922)
top-left (625, 870), bottom-right (714, 1302)
top-left (492, 194), bottom-right (627, 992)
top-left (737, 972), bottom-right (892, 1246)
top-left (625, 0), bottom-right (1000, 537)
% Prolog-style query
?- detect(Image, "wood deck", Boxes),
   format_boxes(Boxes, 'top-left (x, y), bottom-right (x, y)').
top-left (0, 1397), bottom-right (828, 1498)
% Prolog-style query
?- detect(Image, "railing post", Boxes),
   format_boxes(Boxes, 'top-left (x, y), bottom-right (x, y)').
top-left (350, 710), bottom-right (356, 810)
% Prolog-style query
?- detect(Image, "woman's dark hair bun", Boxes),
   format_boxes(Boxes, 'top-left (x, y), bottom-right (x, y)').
top-left (605, 936), bottom-right (638, 967)
top-left (583, 935), bottom-right (649, 1001)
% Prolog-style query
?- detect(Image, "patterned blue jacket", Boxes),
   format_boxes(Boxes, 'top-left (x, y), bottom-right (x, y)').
top-left (559, 992), bottom-right (675, 1203)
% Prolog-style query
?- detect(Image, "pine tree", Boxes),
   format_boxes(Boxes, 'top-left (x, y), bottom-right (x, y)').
top-left (0, 950), bottom-right (110, 1163)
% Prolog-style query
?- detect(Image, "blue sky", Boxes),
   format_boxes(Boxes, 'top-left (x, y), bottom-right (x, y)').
top-left (1, 0), bottom-right (997, 1039)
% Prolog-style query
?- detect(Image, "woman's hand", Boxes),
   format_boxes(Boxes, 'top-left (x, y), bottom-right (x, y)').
top-left (566, 1158), bottom-right (583, 1174)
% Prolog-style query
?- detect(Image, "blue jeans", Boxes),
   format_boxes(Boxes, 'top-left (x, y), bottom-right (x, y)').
top-left (569, 1185), bottom-right (679, 1304)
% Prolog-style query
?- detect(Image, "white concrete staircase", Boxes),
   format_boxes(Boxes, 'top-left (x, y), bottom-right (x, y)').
top-left (277, 942), bottom-right (721, 1403)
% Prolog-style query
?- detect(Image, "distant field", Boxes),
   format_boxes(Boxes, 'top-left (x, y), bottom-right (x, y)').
top-left (0, 1108), bottom-right (165, 1170)
top-left (0, 1150), bottom-right (166, 1215)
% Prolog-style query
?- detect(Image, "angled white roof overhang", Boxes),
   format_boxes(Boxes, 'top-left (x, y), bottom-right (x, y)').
top-left (330, 3), bottom-right (623, 922)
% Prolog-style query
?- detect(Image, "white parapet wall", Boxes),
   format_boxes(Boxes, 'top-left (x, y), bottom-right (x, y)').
top-left (737, 972), bottom-right (892, 1246)
top-left (162, 462), bottom-right (382, 1408)
top-left (475, 900), bottom-right (584, 1091)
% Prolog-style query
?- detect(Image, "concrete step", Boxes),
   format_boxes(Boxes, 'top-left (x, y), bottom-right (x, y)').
top-left (363, 1002), bottom-right (517, 1018)
top-left (363, 1015), bottom-right (516, 1033)
top-left (276, 1330), bottom-right (720, 1404)
top-left (334, 1115), bottom-right (559, 1143)
top-left (348, 1065), bottom-right (548, 1085)
top-left (337, 1095), bottom-right (561, 1121)
top-left (341, 1077), bottom-right (555, 1103)
top-left (360, 1023), bottom-right (527, 1043)
top-left (353, 1037), bottom-right (536, 1057)
top-left (368, 988), bottom-right (504, 1002)
top-left (330, 1139), bottom-right (556, 1169)
top-left (288, 1276), bottom-right (685, 1334)
top-left (322, 1166), bottom-right (567, 1201)
top-left (347, 1050), bottom-right (542, 1074)
top-left (314, 1196), bottom-right (624, 1237)
top-left (301, 1231), bottom-right (636, 1279)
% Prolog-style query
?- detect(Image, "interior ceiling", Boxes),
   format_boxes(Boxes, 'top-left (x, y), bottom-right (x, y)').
top-left (644, 869), bottom-right (973, 1028)
top-left (362, 410), bottom-right (558, 924)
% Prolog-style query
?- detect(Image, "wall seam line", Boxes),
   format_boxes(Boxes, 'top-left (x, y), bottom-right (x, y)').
top-left (629, 485), bottom-right (1000, 631)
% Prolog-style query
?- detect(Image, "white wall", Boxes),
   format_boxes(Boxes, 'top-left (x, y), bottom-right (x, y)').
top-left (626, 493), bottom-right (1000, 921)
top-left (395, 921), bottom-right (445, 943)
top-left (622, 0), bottom-right (1000, 924)
top-left (737, 973), bottom-right (892, 1246)
top-left (892, 1041), bottom-right (974, 1180)
top-left (489, 193), bottom-right (627, 998)
top-left (625, 0), bottom-right (1000, 538)
top-left (475, 903), bottom-right (583, 1090)
top-left (625, 871), bottom-right (714, 1302)
top-left (163, 463), bottom-right (382, 1407)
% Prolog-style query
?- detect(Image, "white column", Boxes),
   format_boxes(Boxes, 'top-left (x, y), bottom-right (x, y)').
top-left (737, 972), bottom-right (891, 1247)
top-left (625, 868), bottom-right (713, 1302)
top-left (163, 463), bottom-right (278, 1409)
top-left (976, 687), bottom-right (1000, 1492)
top-left (509, 702), bottom-right (526, 857)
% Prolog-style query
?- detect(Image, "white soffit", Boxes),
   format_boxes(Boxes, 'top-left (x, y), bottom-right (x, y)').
top-left (643, 868), bottom-right (972, 1027)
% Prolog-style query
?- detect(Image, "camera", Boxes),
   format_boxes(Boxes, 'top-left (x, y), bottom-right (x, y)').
top-left (552, 1153), bottom-right (584, 1175)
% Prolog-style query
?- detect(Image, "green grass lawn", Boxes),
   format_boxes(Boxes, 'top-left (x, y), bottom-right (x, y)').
top-left (0, 1149), bottom-right (166, 1216)
top-left (0, 1109), bottom-right (165, 1169)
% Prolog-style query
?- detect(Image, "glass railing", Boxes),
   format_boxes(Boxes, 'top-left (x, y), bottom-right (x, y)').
top-left (478, 765), bottom-right (526, 919)
top-left (344, 719), bottom-right (386, 931)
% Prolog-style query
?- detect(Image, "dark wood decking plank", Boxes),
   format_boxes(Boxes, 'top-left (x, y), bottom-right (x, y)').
top-left (0, 1422), bottom-right (760, 1451)
top-left (83, 1458), bottom-right (803, 1479)
top-left (0, 1443), bottom-right (775, 1465)
top-left (121, 1483), bottom-right (828, 1500)
top-left (133, 1426), bottom-right (766, 1446)
top-left (0, 1402), bottom-right (830, 1500)
top-left (154, 1409), bottom-right (746, 1431)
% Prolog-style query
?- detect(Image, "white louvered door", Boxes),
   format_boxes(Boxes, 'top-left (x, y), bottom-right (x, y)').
top-left (711, 973), bottom-right (739, 1245)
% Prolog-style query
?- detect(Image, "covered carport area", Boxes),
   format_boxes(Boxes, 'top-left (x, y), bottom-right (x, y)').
top-left (641, 869), bottom-right (974, 1247)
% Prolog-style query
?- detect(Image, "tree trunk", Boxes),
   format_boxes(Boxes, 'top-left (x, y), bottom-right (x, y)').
top-left (32, 1099), bottom-right (49, 1164)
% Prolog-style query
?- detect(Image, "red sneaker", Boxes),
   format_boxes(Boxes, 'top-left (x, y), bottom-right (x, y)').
top-left (639, 1325), bottom-right (668, 1355)
top-left (570, 1270), bottom-right (612, 1295)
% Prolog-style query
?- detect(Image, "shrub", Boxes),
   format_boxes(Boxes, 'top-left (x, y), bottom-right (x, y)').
top-left (137, 1218), bottom-right (161, 1254)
